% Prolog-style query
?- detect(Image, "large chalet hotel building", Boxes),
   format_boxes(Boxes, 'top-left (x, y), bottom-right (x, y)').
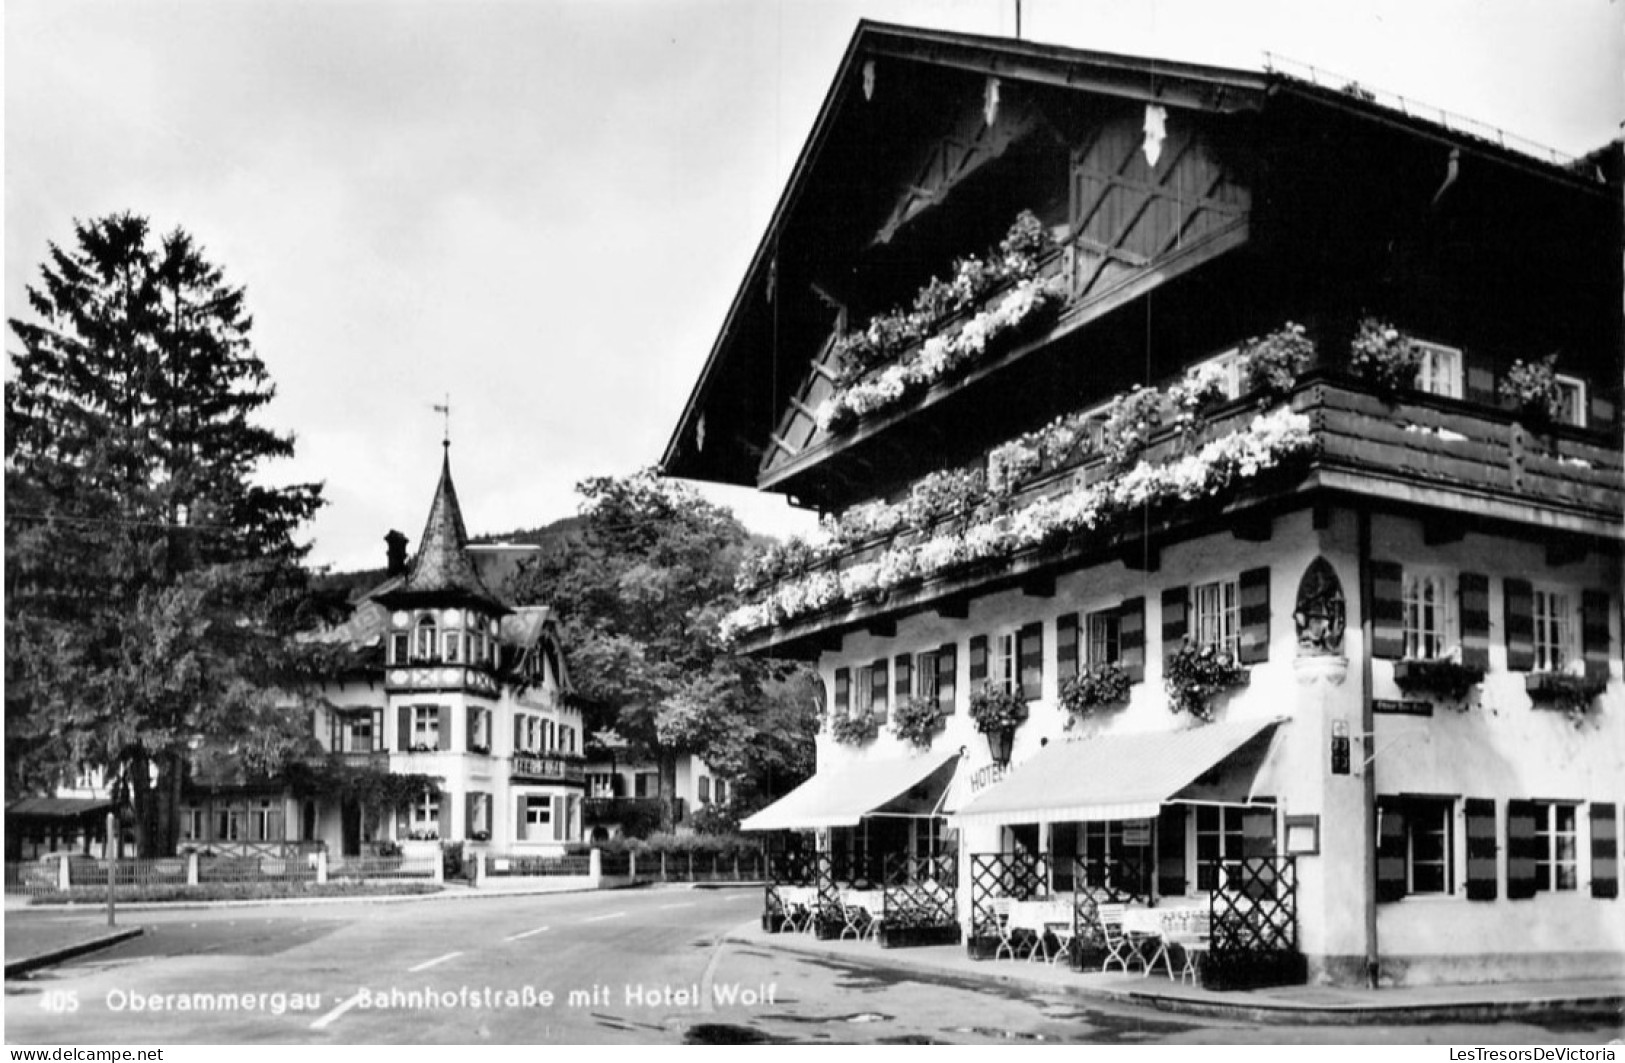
top-left (663, 24), bottom-right (1622, 987)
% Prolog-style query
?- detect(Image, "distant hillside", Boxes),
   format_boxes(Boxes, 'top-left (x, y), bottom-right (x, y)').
top-left (473, 514), bottom-right (586, 552)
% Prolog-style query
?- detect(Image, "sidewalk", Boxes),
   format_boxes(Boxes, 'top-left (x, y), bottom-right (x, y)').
top-left (731, 922), bottom-right (1625, 1027)
top-left (4, 913), bottom-right (143, 978)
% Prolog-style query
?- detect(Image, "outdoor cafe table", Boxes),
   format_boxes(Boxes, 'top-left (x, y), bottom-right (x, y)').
top-left (1008, 899), bottom-right (1075, 961)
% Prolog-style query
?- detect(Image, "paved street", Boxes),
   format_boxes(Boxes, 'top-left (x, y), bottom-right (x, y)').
top-left (5, 887), bottom-right (1620, 1045)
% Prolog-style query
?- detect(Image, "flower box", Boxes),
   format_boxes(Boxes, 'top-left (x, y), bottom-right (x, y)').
top-left (1526, 672), bottom-right (1605, 726)
top-left (1393, 658), bottom-right (1484, 701)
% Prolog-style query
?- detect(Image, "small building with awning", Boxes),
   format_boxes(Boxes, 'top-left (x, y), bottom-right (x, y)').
top-left (5, 797), bottom-right (118, 860)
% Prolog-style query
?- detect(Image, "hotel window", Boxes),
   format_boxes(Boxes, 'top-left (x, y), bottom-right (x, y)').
top-left (1083, 821), bottom-right (1152, 894)
top-left (412, 706), bottom-right (440, 750)
top-left (1413, 341), bottom-right (1464, 399)
top-left (994, 632), bottom-right (1018, 695)
top-left (346, 714), bottom-right (375, 753)
top-left (1532, 589), bottom-right (1575, 673)
top-left (1402, 572), bottom-right (1454, 660)
top-left (523, 796), bottom-right (552, 840)
top-left (1087, 609), bottom-right (1121, 666)
top-left (415, 616), bottom-right (438, 660)
top-left (1194, 807), bottom-right (1246, 892)
top-left (1553, 374), bottom-right (1586, 428)
top-left (855, 664), bottom-right (876, 714)
top-left (1376, 797), bottom-right (1453, 900)
top-left (442, 630), bottom-right (461, 663)
top-left (391, 632), bottom-right (409, 664)
top-left (915, 651), bottom-right (940, 700)
top-left (1191, 580), bottom-right (1239, 659)
top-left (1535, 803), bottom-right (1579, 893)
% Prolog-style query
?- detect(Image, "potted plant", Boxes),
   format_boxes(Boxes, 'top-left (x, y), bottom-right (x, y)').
top-left (1163, 639), bottom-right (1248, 722)
top-left (1060, 663), bottom-right (1132, 726)
top-left (1393, 657), bottom-right (1485, 702)
top-left (1525, 671), bottom-right (1606, 727)
top-left (891, 694), bottom-right (945, 749)
top-left (1498, 354), bottom-right (1565, 426)
top-left (830, 713), bottom-right (880, 745)
top-left (1239, 322), bottom-right (1315, 402)
top-left (1348, 317), bottom-right (1421, 398)
top-left (968, 684), bottom-right (1029, 734)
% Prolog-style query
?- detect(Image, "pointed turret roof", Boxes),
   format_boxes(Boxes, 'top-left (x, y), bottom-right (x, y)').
top-left (377, 444), bottom-right (506, 613)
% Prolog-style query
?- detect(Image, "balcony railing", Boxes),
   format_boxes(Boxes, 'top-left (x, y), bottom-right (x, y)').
top-left (729, 374), bottom-right (1621, 652)
top-left (511, 753), bottom-right (586, 785)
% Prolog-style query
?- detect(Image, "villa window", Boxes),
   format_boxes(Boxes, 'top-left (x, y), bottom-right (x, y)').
top-left (1191, 580), bottom-right (1239, 659)
top-left (855, 664), bottom-right (876, 714)
top-left (442, 630), bottom-right (461, 663)
top-left (994, 632), bottom-right (1017, 695)
top-left (390, 632), bottom-right (409, 664)
top-left (1402, 572), bottom-right (1454, 660)
top-left (346, 714), bottom-right (375, 754)
top-left (415, 616), bottom-right (438, 660)
top-left (1196, 349), bottom-right (1244, 401)
top-left (412, 705), bottom-right (440, 751)
top-left (1532, 589), bottom-right (1575, 673)
top-left (915, 651), bottom-right (940, 700)
top-left (411, 793), bottom-right (440, 836)
top-left (215, 809), bottom-right (242, 842)
top-left (249, 799), bottom-right (282, 843)
top-left (1413, 341), bottom-right (1464, 399)
top-left (182, 808), bottom-right (204, 842)
top-left (1535, 803), bottom-right (1579, 893)
top-left (715, 779), bottom-right (728, 804)
top-left (699, 777), bottom-right (711, 804)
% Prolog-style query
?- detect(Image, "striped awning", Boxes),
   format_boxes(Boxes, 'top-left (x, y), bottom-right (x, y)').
top-left (951, 717), bottom-right (1283, 826)
top-left (741, 749), bottom-right (960, 831)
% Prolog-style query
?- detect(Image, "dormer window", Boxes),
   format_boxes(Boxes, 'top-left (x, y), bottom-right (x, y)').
top-left (415, 615), bottom-right (438, 660)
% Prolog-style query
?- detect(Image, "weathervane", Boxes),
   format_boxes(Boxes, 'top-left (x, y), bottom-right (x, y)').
top-left (433, 394), bottom-right (451, 448)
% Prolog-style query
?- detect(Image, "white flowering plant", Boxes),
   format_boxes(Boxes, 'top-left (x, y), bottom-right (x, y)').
top-left (1348, 317), bottom-right (1421, 397)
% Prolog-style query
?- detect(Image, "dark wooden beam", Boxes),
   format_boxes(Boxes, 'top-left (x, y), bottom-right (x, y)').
top-left (866, 619), bottom-right (897, 638)
top-left (1232, 512), bottom-right (1273, 542)
top-left (1545, 539), bottom-right (1588, 568)
top-left (1422, 516), bottom-right (1465, 546)
top-left (935, 598), bottom-right (970, 620)
top-left (1120, 540), bottom-right (1160, 572)
top-left (1021, 574), bottom-right (1056, 599)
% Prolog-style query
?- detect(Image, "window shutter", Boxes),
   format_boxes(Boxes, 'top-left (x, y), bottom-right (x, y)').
top-left (1119, 597), bottom-right (1146, 683)
top-left (516, 796), bottom-right (527, 843)
top-left (1056, 613), bottom-right (1080, 681)
top-left (438, 706), bottom-right (451, 751)
top-left (1370, 560), bottom-right (1405, 660)
top-left (398, 706), bottom-right (412, 752)
top-left (1505, 799), bottom-right (1540, 900)
top-left (834, 668), bottom-right (850, 717)
top-left (1582, 590), bottom-right (1611, 685)
top-left (936, 642), bottom-right (957, 717)
top-left (1464, 798), bottom-right (1498, 900)
top-left (870, 659), bottom-right (889, 722)
top-left (1375, 802), bottom-right (1408, 902)
top-left (439, 794), bottom-right (452, 839)
top-left (1161, 586), bottom-right (1188, 668)
top-left (552, 796), bottom-right (566, 841)
top-left (1156, 805), bottom-right (1186, 897)
top-left (969, 635), bottom-right (989, 686)
top-left (1504, 579), bottom-right (1535, 672)
top-left (467, 708), bottom-right (479, 751)
top-left (513, 714), bottom-right (524, 753)
top-left (894, 654), bottom-right (912, 703)
top-left (1591, 803), bottom-right (1618, 900)
top-left (1238, 567), bottom-right (1271, 664)
top-left (466, 792), bottom-right (480, 837)
top-left (1458, 572), bottom-right (1491, 672)
top-left (1018, 621), bottom-right (1044, 701)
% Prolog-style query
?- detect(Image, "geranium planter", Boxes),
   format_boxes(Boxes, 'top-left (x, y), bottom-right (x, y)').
top-left (1393, 658), bottom-right (1485, 702)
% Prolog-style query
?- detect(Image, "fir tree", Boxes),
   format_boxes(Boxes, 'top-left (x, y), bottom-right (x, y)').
top-left (6, 213), bottom-right (327, 855)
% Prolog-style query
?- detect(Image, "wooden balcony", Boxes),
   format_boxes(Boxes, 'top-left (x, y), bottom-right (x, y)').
top-left (510, 753), bottom-right (586, 786)
top-left (733, 376), bottom-right (1622, 656)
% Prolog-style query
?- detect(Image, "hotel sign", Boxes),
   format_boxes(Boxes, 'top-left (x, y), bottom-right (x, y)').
top-left (968, 762), bottom-right (1007, 795)
top-left (511, 755), bottom-right (585, 785)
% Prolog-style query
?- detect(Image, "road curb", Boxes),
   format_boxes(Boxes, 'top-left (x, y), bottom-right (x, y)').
top-left (6, 927), bottom-right (145, 979)
top-left (731, 930), bottom-right (1625, 1027)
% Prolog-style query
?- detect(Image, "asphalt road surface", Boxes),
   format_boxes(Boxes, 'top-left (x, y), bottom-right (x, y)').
top-left (5, 887), bottom-right (1619, 1045)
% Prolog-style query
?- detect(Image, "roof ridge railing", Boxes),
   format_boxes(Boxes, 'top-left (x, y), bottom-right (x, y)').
top-left (1261, 51), bottom-right (1581, 171)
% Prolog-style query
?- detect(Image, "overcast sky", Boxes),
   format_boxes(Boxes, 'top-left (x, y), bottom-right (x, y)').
top-left (7, 0), bottom-right (1620, 572)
